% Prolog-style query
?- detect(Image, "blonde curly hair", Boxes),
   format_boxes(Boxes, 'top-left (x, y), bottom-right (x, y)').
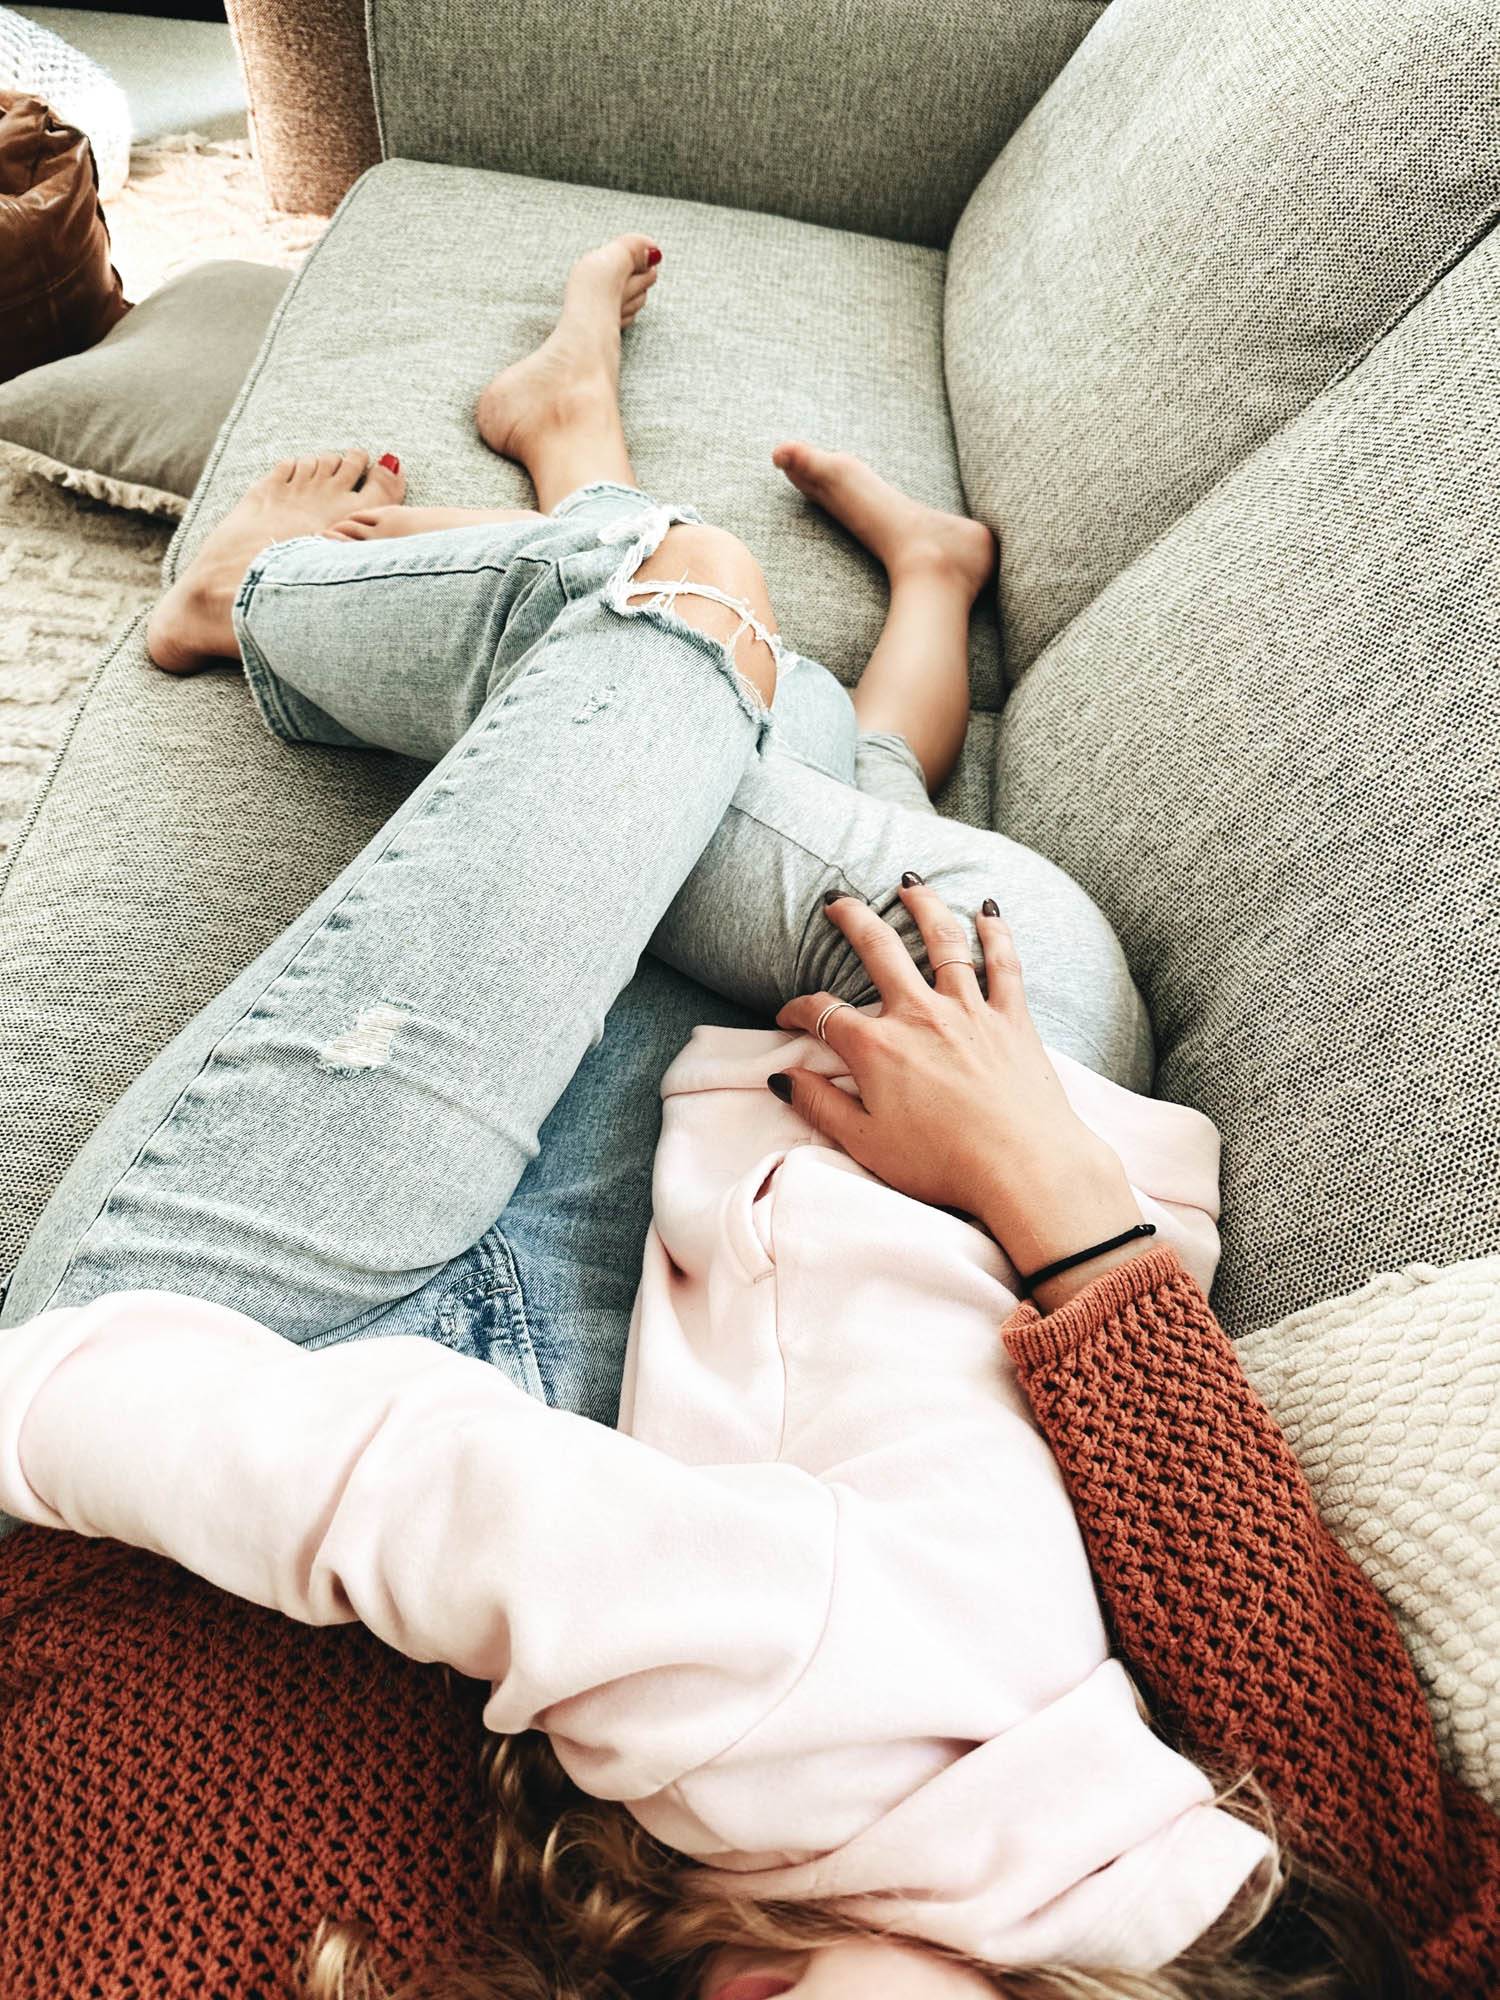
top-left (301, 1729), bottom-right (1415, 2000)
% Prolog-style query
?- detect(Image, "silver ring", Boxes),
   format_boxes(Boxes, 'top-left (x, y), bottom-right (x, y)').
top-left (814, 1000), bottom-right (853, 1043)
top-left (929, 956), bottom-right (975, 974)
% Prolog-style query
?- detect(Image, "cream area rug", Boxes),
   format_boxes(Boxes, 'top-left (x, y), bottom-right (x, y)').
top-left (0, 135), bottom-right (325, 868)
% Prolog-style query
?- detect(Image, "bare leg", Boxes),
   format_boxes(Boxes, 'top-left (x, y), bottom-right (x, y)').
top-left (772, 442), bottom-right (995, 792)
top-left (317, 234), bottom-right (663, 547)
top-left (474, 233), bottom-right (781, 704)
top-left (321, 503), bottom-right (545, 543)
top-left (147, 451), bottom-right (408, 672)
top-left (476, 233), bottom-right (660, 509)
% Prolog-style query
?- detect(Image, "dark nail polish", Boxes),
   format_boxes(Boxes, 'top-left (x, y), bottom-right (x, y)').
top-left (767, 1072), bottom-right (794, 1102)
top-left (823, 888), bottom-right (846, 907)
top-left (647, 245), bottom-right (663, 266)
top-left (378, 452), bottom-right (400, 474)
top-left (901, 871), bottom-right (925, 887)
top-left (982, 898), bottom-right (1000, 917)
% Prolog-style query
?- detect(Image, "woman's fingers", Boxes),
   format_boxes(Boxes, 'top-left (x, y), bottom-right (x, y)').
top-left (820, 892), bottom-right (931, 1007)
top-left (899, 880), bottom-right (983, 1002)
top-left (767, 1068), bottom-right (873, 1157)
top-left (775, 989), bottom-right (871, 1052)
top-left (977, 899), bottom-right (1026, 1016)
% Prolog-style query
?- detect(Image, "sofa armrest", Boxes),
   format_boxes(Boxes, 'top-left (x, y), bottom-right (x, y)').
top-left (366, 0), bottom-right (1107, 248)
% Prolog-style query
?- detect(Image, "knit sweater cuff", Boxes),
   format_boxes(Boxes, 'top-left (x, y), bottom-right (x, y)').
top-left (1001, 1246), bottom-right (1191, 1369)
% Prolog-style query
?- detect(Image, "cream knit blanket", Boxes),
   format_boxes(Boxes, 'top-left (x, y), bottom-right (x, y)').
top-left (1238, 1257), bottom-right (1500, 1807)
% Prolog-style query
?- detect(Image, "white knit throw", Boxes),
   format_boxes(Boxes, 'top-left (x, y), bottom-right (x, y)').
top-left (0, 7), bottom-right (131, 196)
top-left (1239, 1257), bottom-right (1500, 1807)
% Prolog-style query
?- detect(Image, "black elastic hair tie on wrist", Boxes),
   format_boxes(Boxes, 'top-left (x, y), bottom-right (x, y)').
top-left (1020, 1222), bottom-right (1157, 1298)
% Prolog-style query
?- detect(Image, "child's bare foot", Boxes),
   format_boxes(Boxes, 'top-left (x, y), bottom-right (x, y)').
top-left (772, 442), bottom-right (995, 597)
top-left (475, 235), bottom-right (660, 463)
top-left (147, 451), bottom-right (406, 673)
top-left (323, 503), bottom-right (545, 543)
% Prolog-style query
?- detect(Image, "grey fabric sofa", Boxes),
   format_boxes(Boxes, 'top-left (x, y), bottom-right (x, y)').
top-left (2, 0), bottom-right (1496, 1338)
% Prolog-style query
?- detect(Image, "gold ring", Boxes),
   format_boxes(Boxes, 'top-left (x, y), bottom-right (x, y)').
top-left (814, 1000), bottom-right (853, 1043)
top-left (929, 956), bottom-right (975, 974)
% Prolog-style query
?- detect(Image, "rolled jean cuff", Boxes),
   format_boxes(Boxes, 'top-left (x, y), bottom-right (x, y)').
top-left (234, 538), bottom-right (370, 748)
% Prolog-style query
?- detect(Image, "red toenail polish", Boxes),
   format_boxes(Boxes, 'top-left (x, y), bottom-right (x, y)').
top-left (647, 247), bottom-right (662, 265)
top-left (379, 453), bottom-right (400, 473)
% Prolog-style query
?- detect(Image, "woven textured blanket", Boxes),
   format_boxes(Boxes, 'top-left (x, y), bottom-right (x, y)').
top-left (1240, 1257), bottom-right (1500, 1806)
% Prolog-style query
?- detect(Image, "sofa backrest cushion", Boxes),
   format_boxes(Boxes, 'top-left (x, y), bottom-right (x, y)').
top-left (945, 0), bottom-right (1500, 679)
top-left (993, 233), bottom-right (1500, 1336)
top-left (365, 0), bottom-right (1107, 249)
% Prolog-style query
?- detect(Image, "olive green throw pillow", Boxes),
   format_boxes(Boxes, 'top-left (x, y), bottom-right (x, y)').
top-left (0, 258), bottom-right (290, 516)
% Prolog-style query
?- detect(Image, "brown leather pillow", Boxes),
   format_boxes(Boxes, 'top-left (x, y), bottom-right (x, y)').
top-left (0, 91), bottom-right (128, 386)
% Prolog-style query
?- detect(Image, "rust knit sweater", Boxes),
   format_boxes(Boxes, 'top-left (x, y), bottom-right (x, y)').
top-left (0, 1529), bottom-right (494, 1998)
top-left (0, 1246), bottom-right (1496, 1996)
top-left (1004, 1249), bottom-right (1500, 1999)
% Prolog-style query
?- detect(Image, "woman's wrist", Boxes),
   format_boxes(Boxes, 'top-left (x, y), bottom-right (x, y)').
top-left (1026, 1235), bottom-right (1161, 1313)
top-left (974, 1140), bottom-right (1146, 1307)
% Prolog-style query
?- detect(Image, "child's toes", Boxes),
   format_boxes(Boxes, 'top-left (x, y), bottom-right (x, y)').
top-left (773, 440), bottom-right (826, 491)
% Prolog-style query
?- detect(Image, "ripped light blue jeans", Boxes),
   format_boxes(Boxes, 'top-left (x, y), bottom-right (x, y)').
top-left (0, 483), bottom-right (1149, 1431)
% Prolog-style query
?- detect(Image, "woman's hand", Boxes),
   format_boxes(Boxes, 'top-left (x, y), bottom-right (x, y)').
top-left (773, 883), bottom-right (1150, 1310)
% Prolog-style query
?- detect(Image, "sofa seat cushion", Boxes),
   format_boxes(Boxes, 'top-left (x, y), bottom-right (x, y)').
top-left (174, 158), bottom-right (1001, 709)
top-left (1, 160), bottom-right (1006, 1271)
top-left (993, 233), bottom-right (1500, 1335)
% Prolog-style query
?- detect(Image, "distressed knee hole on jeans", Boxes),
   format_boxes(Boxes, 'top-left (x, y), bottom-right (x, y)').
top-left (595, 507), bottom-right (781, 707)
top-left (319, 1002), bottom-right (408, 1071)
top-left (619, 574), bottom-right (783, 688)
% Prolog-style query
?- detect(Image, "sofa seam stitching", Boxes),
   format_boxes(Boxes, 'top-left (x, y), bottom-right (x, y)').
top-left (0, 612), bottom-right (145, 907)
top-left (1327, 206), bottom-right (1497, 392)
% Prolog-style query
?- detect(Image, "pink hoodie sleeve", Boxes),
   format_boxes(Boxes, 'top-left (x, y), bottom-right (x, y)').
top-left (0, 1291), bottom-right (835, 1802)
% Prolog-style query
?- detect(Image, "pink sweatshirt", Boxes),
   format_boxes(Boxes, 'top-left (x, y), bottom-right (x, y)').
top-left (0, 1023), bottom-right (1270, 1972)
